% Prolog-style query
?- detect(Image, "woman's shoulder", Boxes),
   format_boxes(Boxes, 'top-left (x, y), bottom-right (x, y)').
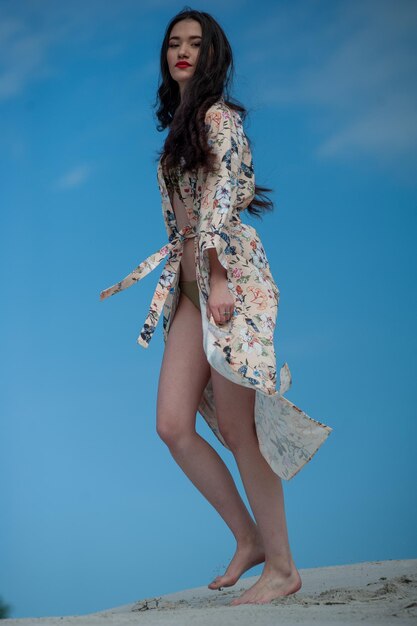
top-left (204, 97), bottom-right (241, 130)
top-left (204, 98), bottom-right (224, 122)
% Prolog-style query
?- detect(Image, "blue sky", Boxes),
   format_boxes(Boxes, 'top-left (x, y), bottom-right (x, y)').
top-left (1, 0), bottom-right (416, 619)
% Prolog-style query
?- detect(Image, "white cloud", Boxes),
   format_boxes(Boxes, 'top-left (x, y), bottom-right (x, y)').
top-left (0, 17), bottom-right (54, 100)
top-left (0, 1), bottom-right (139, 102)
top-left (53, 164), bottom-right (93, 190)
top-left (317, 95), bottom-right (417, 158)
top-left (242, 0), bottom-right (417, 163)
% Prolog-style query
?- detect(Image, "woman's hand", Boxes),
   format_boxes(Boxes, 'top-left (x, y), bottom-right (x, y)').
top-left (206, 276), bottom-right (234, 325)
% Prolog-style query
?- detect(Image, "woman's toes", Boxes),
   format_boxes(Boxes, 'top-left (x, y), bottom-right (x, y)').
top-left (208, 573), bottom-right (235, 590)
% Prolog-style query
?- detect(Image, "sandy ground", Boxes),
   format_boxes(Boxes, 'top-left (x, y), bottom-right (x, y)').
top-left (4, 559), bottom-right (417, 625)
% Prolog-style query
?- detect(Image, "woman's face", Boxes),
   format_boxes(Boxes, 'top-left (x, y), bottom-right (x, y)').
top-left (167, 19), bottom-right (202, 95)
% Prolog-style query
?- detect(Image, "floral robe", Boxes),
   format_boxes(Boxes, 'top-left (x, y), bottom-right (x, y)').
top-left (100, 96), bottom-right (332, 480)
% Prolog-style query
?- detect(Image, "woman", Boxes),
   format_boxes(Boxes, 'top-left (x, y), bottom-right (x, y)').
top-left (100, 8), bottom-right (332, 605)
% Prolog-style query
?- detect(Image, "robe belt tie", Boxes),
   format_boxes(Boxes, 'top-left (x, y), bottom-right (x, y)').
top-left (100, 225), bottom-right (196, 348)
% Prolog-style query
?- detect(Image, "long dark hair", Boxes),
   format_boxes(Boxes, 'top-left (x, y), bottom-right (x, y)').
top-left (154, 7), bottom-right (273, 218)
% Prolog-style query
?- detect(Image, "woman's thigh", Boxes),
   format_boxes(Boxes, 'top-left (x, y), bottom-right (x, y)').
top-left (210, 366), bottom-right (257, 449)
top-left (156, 292), bottom-right (210, 441)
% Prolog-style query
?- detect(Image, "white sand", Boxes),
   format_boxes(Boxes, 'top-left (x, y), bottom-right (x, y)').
top-left (4, 559), bottom-right (417, 625)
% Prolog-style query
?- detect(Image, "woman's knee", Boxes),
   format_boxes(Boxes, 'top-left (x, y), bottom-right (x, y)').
top-left (156, 409), bottom-right (196, 447)
top-left (217, 416), bottom-right (258, 451)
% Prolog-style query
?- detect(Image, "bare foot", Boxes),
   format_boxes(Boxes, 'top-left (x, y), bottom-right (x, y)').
top-left (208, 533), bottom-right (265, 590)
top-left (229, 560), bottom-right (302, 605)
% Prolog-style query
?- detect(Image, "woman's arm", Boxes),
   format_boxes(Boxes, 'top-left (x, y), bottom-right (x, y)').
top-left (198, 105), bottom-right (241, 278)
top-left (199, 105), bottom-right (241, 322)
top-left (207, 248), bottom-right (227, 283)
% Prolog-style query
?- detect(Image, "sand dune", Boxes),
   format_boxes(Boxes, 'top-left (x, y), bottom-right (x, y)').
top-left (4, 559), bottom-right (417, 625)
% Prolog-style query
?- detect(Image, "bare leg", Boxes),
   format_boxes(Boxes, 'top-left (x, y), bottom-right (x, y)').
top-left (210, 367), bottom-right (302, 605)
top-left (156, 293), bottom-right (265, 584)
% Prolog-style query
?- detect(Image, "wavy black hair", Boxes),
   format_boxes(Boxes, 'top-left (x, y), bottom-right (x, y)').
top-left (154, 6), bottom-right (273, 218)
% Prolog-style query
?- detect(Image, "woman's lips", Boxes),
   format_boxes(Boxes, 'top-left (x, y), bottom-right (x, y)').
top-left (176, 63), bottom-right (191, 68)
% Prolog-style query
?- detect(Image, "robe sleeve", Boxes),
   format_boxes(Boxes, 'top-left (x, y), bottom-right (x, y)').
top-left (198, 106), bottom-right (240, 274)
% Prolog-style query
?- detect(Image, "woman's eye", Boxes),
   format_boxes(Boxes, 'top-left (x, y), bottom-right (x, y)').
top-left (168, 42), bottom-right (201, 47)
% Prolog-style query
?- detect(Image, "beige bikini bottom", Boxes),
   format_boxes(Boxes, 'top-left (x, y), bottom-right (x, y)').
top-left (178, 279), bottom-right (201, 311)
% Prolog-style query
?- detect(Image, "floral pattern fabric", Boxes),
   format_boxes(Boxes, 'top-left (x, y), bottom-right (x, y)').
top-left (100, 96), bottom-right (332, 480)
